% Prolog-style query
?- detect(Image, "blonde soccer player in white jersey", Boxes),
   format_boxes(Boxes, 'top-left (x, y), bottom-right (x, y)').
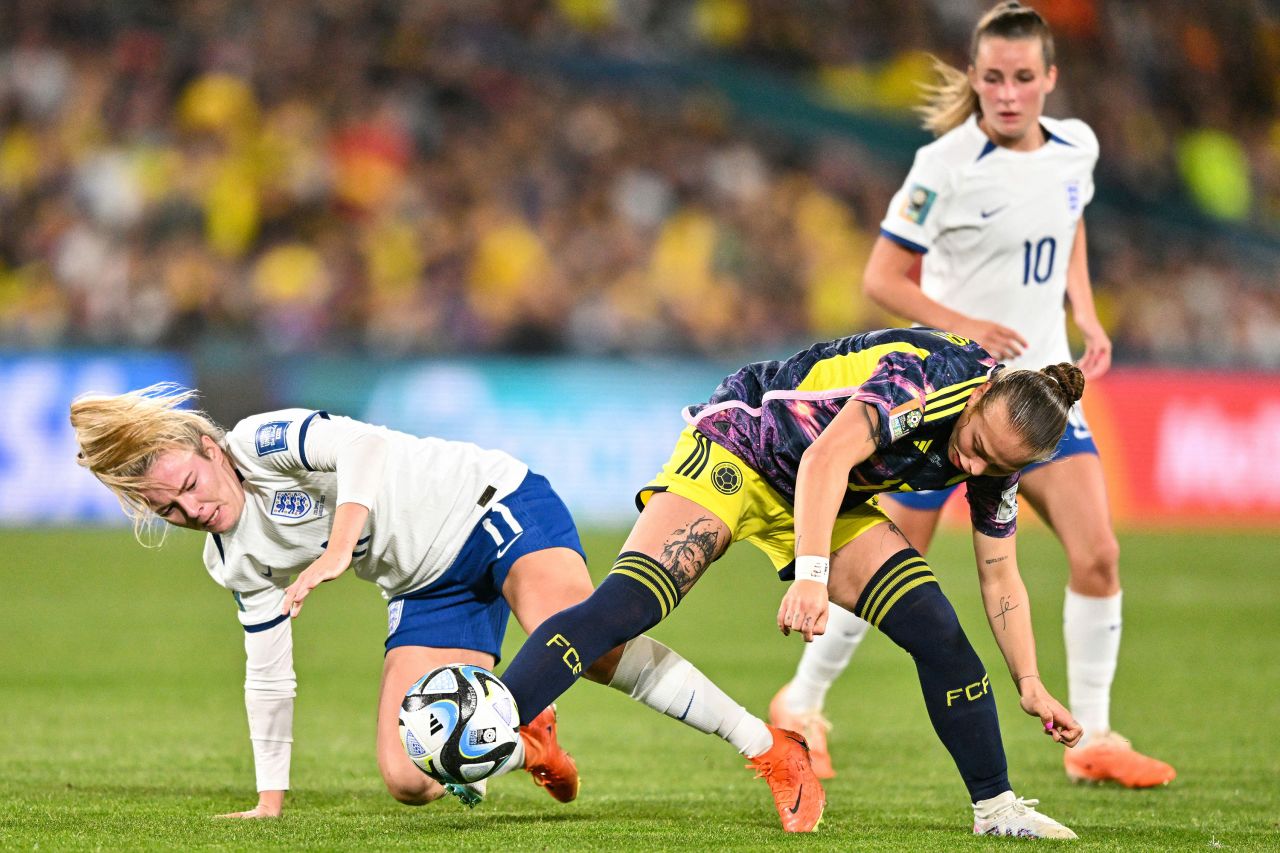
top-left (769, 1), bottom-right (1174, 789)
top-left (71, 385), bottom-right (820, 829)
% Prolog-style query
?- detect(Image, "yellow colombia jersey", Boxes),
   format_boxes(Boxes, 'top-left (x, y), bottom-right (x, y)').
top-left (683, 328), bottom-right (1019, 538)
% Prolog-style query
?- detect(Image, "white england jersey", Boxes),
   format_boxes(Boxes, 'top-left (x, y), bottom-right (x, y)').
top-left (879, 114), bottom-right (1099, 371)
top-left (202, 410), bottom-right (528, 629)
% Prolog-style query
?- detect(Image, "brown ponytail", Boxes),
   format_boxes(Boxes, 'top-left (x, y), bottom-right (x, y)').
top-left (1040, 362), bottom-right (1086, 407)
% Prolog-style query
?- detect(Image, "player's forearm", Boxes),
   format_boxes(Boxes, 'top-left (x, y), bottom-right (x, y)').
top-left (865, 272), bottom-right (971, 333)
top-left (246, 692), bottom-right (294, 792)
top-left (324, 501), bottom-right (369, 559)
top-left (244, 619), bottom-right (297, 792)
top-left (793, 453), bottom-right (853, 559)
top-left (977, 565), bottom-right (1040, 682)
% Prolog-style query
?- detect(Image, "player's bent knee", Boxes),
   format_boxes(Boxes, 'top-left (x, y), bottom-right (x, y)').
top-left (1069, 534), bottom-right (1121, 594)
top-left (381, 763), bottom-right (447, 806)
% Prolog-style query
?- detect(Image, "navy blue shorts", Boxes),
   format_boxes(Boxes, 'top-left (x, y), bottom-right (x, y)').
top-left (384, 471), bottom-right (585, 661)
top-left (887, 402), bottom-right (1100, 511)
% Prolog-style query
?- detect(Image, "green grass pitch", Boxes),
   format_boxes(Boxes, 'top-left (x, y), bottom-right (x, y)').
top-left (2, 526), bottom-right (1277, 850)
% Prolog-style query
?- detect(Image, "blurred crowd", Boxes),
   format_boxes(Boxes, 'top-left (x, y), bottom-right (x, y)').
top-left (1, 0), bottom-right (1278, 367)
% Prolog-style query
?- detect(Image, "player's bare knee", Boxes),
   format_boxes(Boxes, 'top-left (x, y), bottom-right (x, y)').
top-left (382, 765), bottom-right (446, 805)
top-left (1069, 535), bottom-right (1120, 596)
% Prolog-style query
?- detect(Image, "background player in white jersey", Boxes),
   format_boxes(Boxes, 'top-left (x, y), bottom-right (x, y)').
top-left (769, 1), bottom-right (1175, 789)
top-left (70, 384), bottom-right (811, 825)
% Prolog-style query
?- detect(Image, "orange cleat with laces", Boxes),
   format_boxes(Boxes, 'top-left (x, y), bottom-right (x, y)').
top-left (768, 683), bottom-right (836, 779)
top-left (1063, 731), bottom-right (1176, 788)
top-left (746, 725), bottom-right (826, 832)
top-left (519, 704), bottom-right (580, 803)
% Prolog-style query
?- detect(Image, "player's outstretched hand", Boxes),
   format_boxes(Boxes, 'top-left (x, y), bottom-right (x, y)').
top-left (1074, 317), bottom-right (1112, 380)
top-left (215, 790), bottom-right (283, 819)
top-left (1017, 677), bottom-right (1083, 748)
top-left (957, 319), bottom-right (1029, 362)
top-left (777, 579), bottom-right (829, 642)
top-left (281, 551), bottom-right (352, 618)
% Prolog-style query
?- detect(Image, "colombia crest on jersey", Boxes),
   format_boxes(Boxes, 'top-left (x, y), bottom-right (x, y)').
top-left (683, 328), bottom-right (1019, 537)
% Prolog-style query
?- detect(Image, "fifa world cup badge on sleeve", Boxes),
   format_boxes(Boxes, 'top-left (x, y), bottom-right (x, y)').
top-left (899, 184), bottom-right (937, 225)
top-left (996, 484), bottom-right (1019, 523)
top-left (888, 399), bottom-right (924, 442)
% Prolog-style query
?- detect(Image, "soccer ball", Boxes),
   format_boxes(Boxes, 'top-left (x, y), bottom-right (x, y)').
top-left (399, 663), bottom-right (521, 785)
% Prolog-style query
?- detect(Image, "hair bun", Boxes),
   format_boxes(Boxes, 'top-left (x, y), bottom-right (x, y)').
top-left (1040, 363), bottom-right (1085, 404)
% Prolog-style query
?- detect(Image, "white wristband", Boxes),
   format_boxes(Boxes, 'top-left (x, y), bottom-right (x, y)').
top-left (794, 555), bottom-right (830, 585)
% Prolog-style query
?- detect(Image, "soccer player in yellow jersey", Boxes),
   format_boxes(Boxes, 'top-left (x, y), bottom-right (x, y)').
top-left (501, 327), bottom-right (1088, 838)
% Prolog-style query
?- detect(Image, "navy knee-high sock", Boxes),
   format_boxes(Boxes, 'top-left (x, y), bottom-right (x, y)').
top-left (853, 548), bottom-right (1010, 802)
top-left (502, 552), bottom-right (680, 725)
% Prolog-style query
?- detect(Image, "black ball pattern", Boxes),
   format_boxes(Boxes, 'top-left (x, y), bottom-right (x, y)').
top-left (401, 665), bottom-right (517, 785)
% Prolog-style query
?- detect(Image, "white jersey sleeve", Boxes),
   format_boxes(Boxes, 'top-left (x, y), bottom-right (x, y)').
top-left (244, 618), bottom-right (295, 792)
top-left (879, 145), bottom-right (957, 254)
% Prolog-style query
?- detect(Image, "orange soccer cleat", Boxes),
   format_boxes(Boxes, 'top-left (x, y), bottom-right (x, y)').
top-left (746, 725), bottom-right (826, 833)
top-left (769, 683), bottom-right (836, 779)
top-left (519, 704), bottom-right (580, 803)
top-left (1063, 731), bottom-right (1176, 788)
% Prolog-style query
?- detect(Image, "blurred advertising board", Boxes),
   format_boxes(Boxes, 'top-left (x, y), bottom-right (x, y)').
top-left (0, 352), bottom-right (192, 525)
top-left (1085, 370), bottom-right (1280, 527)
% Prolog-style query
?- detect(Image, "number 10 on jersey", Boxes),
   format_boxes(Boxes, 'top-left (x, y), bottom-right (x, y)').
top-left (1023, 237), bottom-right (1057, 285)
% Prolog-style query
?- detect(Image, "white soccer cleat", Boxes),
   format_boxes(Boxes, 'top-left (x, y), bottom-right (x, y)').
top-left (972, 791), bottom-right (1078, 839)
top-left (444, 778), bottom-right (487, 808)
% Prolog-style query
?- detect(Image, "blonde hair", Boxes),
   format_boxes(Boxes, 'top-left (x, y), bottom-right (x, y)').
top-left (70, 383), bottom-right (225, 537)
top-left (980, 363), bottom-right (1085, 462)
top-left (917, 1), bottom-right (1056, 136)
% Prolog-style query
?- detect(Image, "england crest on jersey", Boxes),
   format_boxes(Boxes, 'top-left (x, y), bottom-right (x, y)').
top-left (270, 490), bottom-right (313, 518)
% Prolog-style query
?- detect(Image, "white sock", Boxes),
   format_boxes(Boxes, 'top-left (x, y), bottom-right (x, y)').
top-left (1063, 588), bottom-right (1122, 744)
top-left (783, 603), bottom-right (870, 714)
top-left (608, 635), bottom-right (773, 757)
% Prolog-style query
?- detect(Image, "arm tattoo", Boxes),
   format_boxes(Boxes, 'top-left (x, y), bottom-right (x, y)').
top-left (984, 555), bottom-right (1008, 565)
top-left (859, 405), bottom-right (877, 443)
top-left (992, 595), bottom-right (1019, 630)
top-left (660, 516), bottom-right (723, 595)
